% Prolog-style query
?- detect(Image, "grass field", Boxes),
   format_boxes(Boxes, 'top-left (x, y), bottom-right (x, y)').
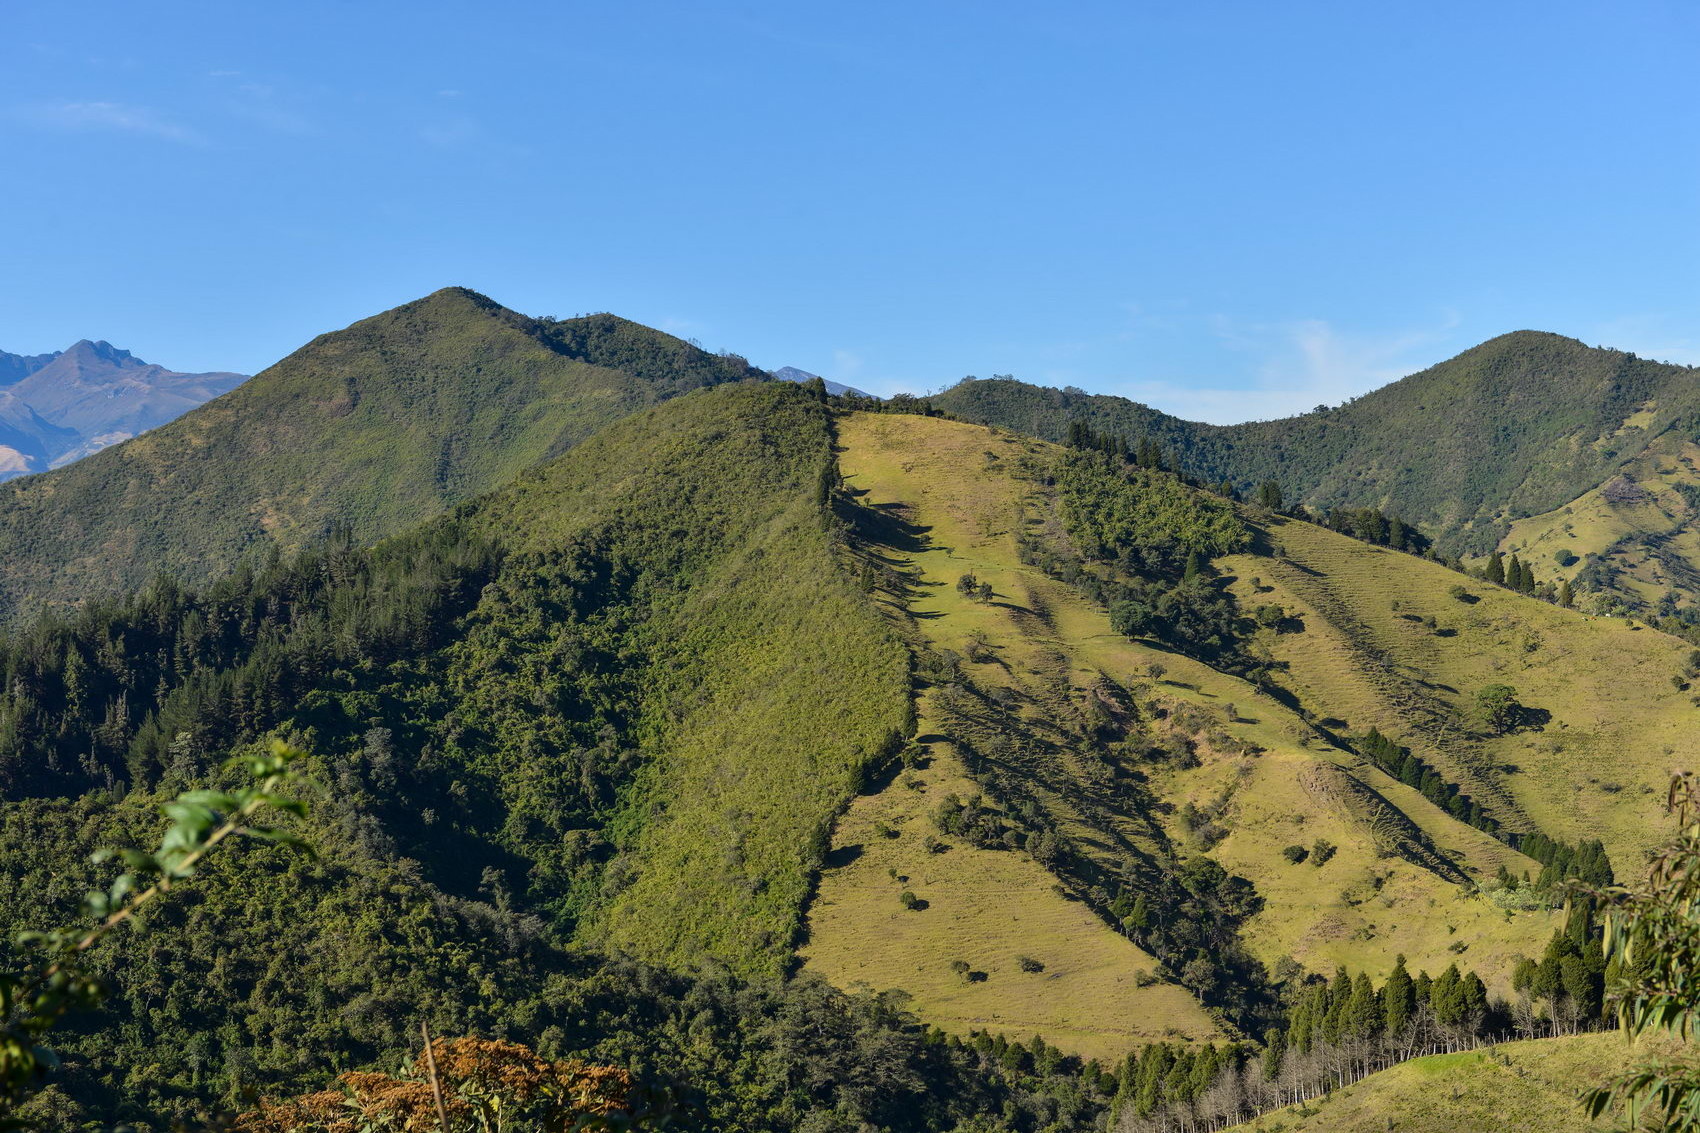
top-left (800, 716), bottom-right (1218, 1060)
top-left (1500, 431), bottom-right (1700, 611)
top-left (801, 414), bottom-right (1220, 1057)
top-left (1230, 513), bottom-right (1696, 869)
top-left (803, 413), bottom-right (1560, 1044)
top-left (1226, 1032), bottom-right (1667, 1132)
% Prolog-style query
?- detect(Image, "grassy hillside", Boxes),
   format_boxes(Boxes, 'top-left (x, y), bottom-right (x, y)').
top-left (932, 331), bottom-right (1700, 557)
top-left (802, 720), bottom-right (1218, 1061)
top-left (0, 287), bottom-right (764, 627)
top-left (0, 382), bottom-right (917, 1120)
top-left (1225, 1032), bottom-right (1654, 1133)
top-left (1499, 429), bottom-right (1700, 618)
top-left (804, 414), bottom-right (1557, 1048)
top-left (1228, 514), bottom-right (1695, 869)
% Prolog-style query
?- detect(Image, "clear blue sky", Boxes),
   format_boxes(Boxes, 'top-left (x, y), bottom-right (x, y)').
top-left (4, 1), bottom-right (1697, 422)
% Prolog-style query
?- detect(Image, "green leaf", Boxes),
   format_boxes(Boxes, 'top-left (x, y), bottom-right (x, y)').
top-left (175, 789), bottom-right (239, 812)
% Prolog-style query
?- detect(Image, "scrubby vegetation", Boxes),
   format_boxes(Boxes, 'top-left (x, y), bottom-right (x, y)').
top-left (1019, 448), bottom-right (1254, 671)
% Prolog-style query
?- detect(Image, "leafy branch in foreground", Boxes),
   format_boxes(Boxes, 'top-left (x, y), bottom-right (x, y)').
top-left (236, 1034), bottom-right (660, 1132)
top-left (1584, 770), bottom-right (1700, 1130)
top-left (0, 738), bottom-right (311, 1118)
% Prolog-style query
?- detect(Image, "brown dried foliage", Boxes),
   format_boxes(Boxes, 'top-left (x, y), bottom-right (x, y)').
top-left (238, 1036), bottom-right (633, 1132)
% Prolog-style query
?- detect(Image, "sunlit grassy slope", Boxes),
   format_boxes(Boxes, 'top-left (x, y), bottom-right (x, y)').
top-left (802, 414), bottom-right (1221, 1055)
top-left (1227, 1032), bottom-right (1662, 1133)
top-left (1500, 431), bottom-right (1700, 611)
top-left (459, 384), bottom-right (911, 974)
top-left (1228, 513), bottom-right (1695, 869)
top-left (804, 414), bottom-right (1556, 1045)
top-left (802, 715), bottom-right (1215, 1061)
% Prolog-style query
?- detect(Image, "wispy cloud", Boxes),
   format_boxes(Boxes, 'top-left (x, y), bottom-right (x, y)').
top-left (11, 100), bottom-right (205, 145)
top-left (1109, 314), bottom-right (1462, 425)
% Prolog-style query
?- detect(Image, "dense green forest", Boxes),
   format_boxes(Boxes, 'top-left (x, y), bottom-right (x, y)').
top-left (3, 791), bottom-right (1127, 1131)
top-left (933, 331), bottom-right (1700, 554)
top-left (0, 288), bottom-right (765, 629)
top-left (0, 381), bottom-right (920, 1125)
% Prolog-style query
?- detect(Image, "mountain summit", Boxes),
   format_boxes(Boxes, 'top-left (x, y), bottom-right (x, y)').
top-left (0, 287), bottom-right (767, 625)
top-left (0, 340), bottom-right (246, 475)
top-left (933, 330), bottom-right (1700, 555)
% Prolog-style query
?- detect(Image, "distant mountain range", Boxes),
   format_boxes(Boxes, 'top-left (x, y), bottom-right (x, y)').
top-left (773, 365), bottom-right (871, 398)
top-left (0, 340), bottom-right (246, 477)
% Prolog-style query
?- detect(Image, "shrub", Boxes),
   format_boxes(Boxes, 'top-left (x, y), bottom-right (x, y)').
top-left (899, 890), bottom-right (921, 910)
top-left (1016, 956), bottom-right (1045, 973)
top-left (1310, 839), bottom-right (1337, 866)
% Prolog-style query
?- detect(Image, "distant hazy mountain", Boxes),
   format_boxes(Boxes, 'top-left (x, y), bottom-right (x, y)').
top-left (0, 348), bottom-right (58, 386)
top-left (773, 365), bottom-right (871, 399)
top-left (0, 340), bottom-right (246, 476)
top-left (0, 393), bottom-right (76, 475)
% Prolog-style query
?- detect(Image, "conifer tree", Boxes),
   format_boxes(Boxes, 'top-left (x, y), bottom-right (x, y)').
top-left (1320, 966), bottom-right (1353, 1045)
top-left (1260, 1028), bottom-right (1285, 1080)
top-left (1487, 551), bottom-right (1506, 586)
top-left (1383, 955), bottom-right (1417, 1036)
top-left (1430, 963), bottom-right (1464, 1025)
top-left (1346, 971), bottom-right (1381, 1039)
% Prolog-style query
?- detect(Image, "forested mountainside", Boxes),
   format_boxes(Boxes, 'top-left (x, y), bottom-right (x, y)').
top-left (0, 336), bottom-right (1691, 1131)
top-left (0, 382), bottom-right (928, 1125)
top-left (0, 287), bottom-right (763, 629)
top-left (931, 331), bottom-right (1700, 569)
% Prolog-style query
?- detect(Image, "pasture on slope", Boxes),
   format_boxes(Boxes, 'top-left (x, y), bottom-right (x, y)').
top-left (1225, 1031), bottom-right (1661, 1133)
top-left (1499, 430), bottom-right (1700, 612)
top-left (1231, 513), bottom-right (1695, 869)
top-left (804, 413), bottom-right (1556, 1050)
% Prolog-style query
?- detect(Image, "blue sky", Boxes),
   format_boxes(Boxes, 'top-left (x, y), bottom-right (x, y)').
top-left (3, 1), bottom-right (1697, 423)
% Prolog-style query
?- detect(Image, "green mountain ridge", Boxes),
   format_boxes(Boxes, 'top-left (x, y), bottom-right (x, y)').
top-left (0, 381), bottom-right (915, 1123)
top-left (931, 330), bottom-right (1700, 565)
top-left (0, 286), bottom-right (764, 628)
